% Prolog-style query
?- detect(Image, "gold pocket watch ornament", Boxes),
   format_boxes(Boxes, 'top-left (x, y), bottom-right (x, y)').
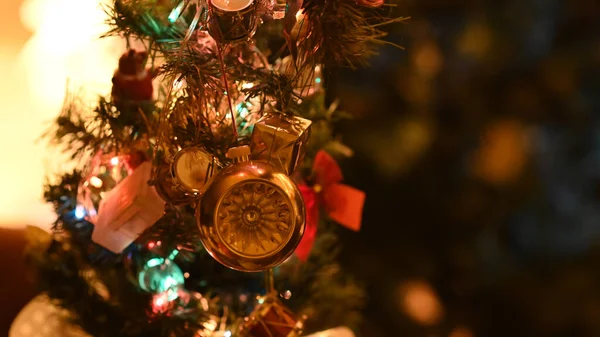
top-left (155, 147), bottom-right (219, 205)
top-left (196, 146), bottom-right (306, 272)
top-left (173, 146), bottom-right (219, 192)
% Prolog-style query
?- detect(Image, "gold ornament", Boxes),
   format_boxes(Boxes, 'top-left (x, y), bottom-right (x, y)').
top-left (250, 113), bottom-right (312, 176)
top-left (173, 147), bottom-right (219, 192)
top-left (239, 294), bottom-right (305, 337)
top-left (154, 163), bottom-right (191, 205)
top-left (196, 146), bottom-right (305, 272)
top-left (155, 147), bottom-right (220, 205)
top-left (207, 0), bottom-right (258, 43)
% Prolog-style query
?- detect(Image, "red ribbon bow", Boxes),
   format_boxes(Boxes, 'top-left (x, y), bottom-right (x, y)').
top-left (295, 150), bottom-right (366, 261)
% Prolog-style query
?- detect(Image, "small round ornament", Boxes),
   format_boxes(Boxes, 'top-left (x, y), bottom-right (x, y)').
top-left (138, 257), bottom-right (185, 294)
top-left (196, 146), bottom-right (306, 272)
top-left (154, 147), bottom-right (220, 204)
top-left (77, 151), bottom-right (146, 223)
top-left (154, 163), bottom-right (192, 205)
top-left (173, 147), bottom-right (219, 192)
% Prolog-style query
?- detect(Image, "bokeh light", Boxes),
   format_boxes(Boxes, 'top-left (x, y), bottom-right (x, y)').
top-left (471, 120), bottom-right (531, 185)
top-left (396, 280), bottom-right (444, 326)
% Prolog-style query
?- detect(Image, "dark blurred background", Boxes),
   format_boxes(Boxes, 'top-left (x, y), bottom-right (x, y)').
top-left (3, 0), bottom-right (600, 336)
top-left (332, 1), bottom-right (600, 336)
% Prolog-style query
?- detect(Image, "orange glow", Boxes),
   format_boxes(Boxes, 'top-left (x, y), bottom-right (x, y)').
top-left (471, 120), bottom-right (530, 185)
top-left (412, 40), bottom-right (443, 79)
top-left (449, 326), bottom-right (474, 337)
top-left (397, 280), bottom-right (444, 326)
top-left (457, 21), bottom-right (491, 59)
top-left (369, 118), bottom-right (433, 178)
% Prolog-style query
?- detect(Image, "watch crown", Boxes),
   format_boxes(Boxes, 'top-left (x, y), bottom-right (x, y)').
top-left (226, 145), bottom-right (251, 163)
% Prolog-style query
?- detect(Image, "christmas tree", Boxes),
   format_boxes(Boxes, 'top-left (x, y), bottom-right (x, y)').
top-left (14, 0), bottom-right (406, 336)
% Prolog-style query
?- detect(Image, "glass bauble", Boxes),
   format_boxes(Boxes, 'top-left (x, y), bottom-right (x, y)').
top-left (138, 258), bottom-right (185, 294)
top-left (77, 151), bottom-right (145, 223)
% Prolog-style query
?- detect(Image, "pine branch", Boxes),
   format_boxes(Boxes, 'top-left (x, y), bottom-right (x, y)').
top-left (103, 0), bottom-right (189, 51)
top-left (301, 0), bottom-right (408, 69)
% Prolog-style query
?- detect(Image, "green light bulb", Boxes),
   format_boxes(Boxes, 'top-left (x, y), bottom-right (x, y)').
top-left (138, 259), bottom-right (185, 294)
top-left (168, 1), bottom-right (186, 23)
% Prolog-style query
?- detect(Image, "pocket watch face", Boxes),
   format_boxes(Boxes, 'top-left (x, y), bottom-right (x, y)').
top-left (173, 147), bottom-right (215, 192)
top-left (196, 160), bottom-right (306, 272)
top-left (215, 180), bottom-right (295, 258)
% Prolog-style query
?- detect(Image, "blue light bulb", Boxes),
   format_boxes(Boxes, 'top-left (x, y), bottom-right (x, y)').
top-left (74, 205), bottom-right (86, 219)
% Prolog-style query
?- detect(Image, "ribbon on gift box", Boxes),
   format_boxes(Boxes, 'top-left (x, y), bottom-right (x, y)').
top-left (295, 150), bottom-right (365, 261)
top-left (250, 112), bottom-right (312, 176)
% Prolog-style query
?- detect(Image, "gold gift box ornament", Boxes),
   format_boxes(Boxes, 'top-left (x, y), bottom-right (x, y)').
top-left (250, 113), bottom-right (312, 176)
